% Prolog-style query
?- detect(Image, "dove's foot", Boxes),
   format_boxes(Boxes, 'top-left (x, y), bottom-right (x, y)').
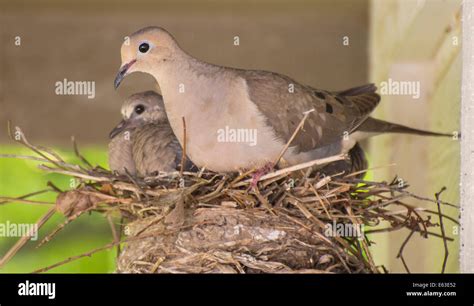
top-left (249, 162), bottom-right (275, 190)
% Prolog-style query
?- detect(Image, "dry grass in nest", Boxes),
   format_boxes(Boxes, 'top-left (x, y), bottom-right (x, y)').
top-left (0, 123), bottom-right (458, 273)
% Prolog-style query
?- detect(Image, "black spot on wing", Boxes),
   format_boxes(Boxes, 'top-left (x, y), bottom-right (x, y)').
top-left (314, 91), bottom-right (325, 100)
top-left (325, 103), bottom-right (333, 114)
top-left (335, 96), bottom-right (345, 104)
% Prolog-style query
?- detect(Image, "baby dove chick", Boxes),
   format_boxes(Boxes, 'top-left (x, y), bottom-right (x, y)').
top-left (108, 91), bottom-right (194, 176)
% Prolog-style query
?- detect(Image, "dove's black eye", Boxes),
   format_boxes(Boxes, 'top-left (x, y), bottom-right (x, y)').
top-left (134, 104), bottom-right (145, 114)
top-left (139, 42), bottom-right (150, 53)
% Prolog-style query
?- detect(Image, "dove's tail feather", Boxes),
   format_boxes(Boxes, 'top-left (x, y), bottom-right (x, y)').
top-left (358, 117), bottom-right (455, 137)
top-left (320, 143), bottom-right (368, 178)
top-left (337, 83), bottom-right (378, 96)
top-left (348, 142), bottom-right (368, 174)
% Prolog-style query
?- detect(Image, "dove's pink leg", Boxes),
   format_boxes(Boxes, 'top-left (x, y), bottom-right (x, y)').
top-left (249, 162), bottom-right (275, 189)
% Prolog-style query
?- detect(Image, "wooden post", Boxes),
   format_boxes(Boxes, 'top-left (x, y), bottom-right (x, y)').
top-left (461, 0), bottom-right (474, 273)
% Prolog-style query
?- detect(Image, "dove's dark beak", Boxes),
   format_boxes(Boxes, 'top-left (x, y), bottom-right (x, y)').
top-left (114, 59), bottom-right (136, 89)
top-left (109, 119), bottom-right (130, 139)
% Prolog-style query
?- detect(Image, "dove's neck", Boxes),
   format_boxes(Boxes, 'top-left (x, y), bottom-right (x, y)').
top-left (150, 51), bottom-right (232, 131)
top-left (153, 52), bottom-right (223, 99)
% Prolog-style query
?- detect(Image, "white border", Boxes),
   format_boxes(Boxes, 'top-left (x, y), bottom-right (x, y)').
top-left (461, 0), bottom-right (474, 273)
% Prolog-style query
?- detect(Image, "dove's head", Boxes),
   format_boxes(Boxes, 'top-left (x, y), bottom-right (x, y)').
top-left (114, 27), bottom-right (180, 89)
top-left (109, 91), bottom-right (167, 139)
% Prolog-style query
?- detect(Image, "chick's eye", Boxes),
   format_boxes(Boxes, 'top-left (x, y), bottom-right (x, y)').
top-left (139, 43), bottom-right (150, 53)
top-left (134, 105), bottom-right (145, 114)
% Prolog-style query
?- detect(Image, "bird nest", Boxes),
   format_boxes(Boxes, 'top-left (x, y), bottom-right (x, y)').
top-left (0, 125), bottom-right (457, 273)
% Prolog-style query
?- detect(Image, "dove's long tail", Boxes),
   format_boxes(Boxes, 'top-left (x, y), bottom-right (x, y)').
top-left (358, 117), bottom-right (455, 137)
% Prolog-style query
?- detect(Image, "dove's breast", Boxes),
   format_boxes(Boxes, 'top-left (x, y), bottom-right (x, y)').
top-left (161, 77), bottom-right (289, 171)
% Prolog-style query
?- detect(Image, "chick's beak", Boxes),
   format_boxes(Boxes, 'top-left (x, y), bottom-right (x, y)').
top-left (114, 59), bottom-right (137, 89)
top-left (109, 119), bottom-right (130, 139)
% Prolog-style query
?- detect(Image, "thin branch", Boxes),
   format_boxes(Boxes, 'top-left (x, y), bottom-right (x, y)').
top-left (396, 229), bottom-right (416, 274)
top-left (0, 197), bottom-right (54, 205)
top-left (0, 189), bottom-right (52, 205)
top-left (32, 231), bottom-right (162, 273)
top-left (36, 205), bottom-right (96, 249)
top-left (236, 154), bottom-right (346, 186)
top-left (71, 136), bottom-right (93, 169)
top-left (273, 108), bottom-right (315, 166)
top-left (435, 187), bottom-right (449, 273)
top-left (180, 116), bottom-right (187, 176)
top-left (7, 122), bottom-right (68, 170)
top-left (0, 207), bottom-right (56, 269)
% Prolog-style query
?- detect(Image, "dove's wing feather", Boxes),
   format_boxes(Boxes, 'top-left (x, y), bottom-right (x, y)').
top-left (108, 131), bottom-right (137, 175)
top-left (132, 123), bottom-right (182, 175)
top-left (132, 123), bottom-right (197, 175)
top-left (238, 69), bottom-right (380, 153)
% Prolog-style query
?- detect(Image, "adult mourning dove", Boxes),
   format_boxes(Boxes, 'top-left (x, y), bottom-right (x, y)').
top-left (114, 27), bottom-right (453, 173)
top-left (108, 91), bottom-right (194, 176)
